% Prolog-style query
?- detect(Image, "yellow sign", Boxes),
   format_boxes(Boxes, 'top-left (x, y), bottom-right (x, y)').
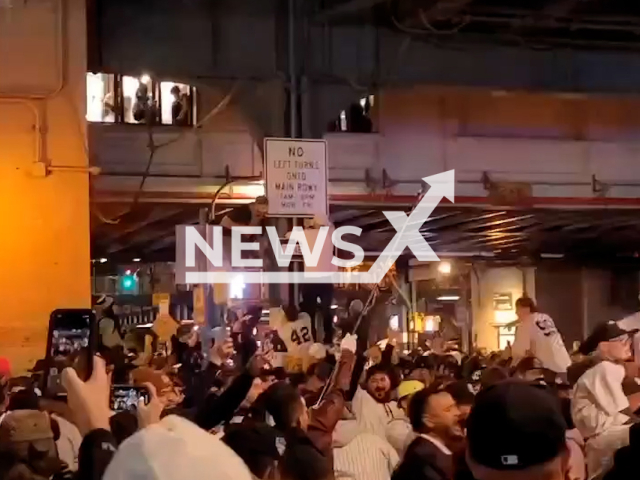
top-left (152, 293), bottom-right (170, 305)
top-left (153, 313), bottom-right (178, 343)
top-left (153, 293), bottom-right (171, 316)
top-left (193, 286), bottom-right (205, 326)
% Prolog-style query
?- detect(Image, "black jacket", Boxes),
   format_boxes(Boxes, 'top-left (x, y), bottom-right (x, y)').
top-left (392, 436), bottom-right (454, 480)
top-left (75, 429), bottom-right (117, 480)
top-left (604, 422), bottom-right (640, 480)
top-left (194, 370), bottom-right (255, 431)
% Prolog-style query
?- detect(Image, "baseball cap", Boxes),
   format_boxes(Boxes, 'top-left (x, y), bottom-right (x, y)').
top-left (103, 415), bottom-right (253, 480)
top-left (467, 381), bottom-right (567, 471)
top-left (397, 380), bottom-right (425, 400)
top-left (579, 321), bottom-right (639, 355)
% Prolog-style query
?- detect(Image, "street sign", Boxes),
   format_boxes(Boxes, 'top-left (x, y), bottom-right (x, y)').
top-left (264, 138), bottom-right (328, 217)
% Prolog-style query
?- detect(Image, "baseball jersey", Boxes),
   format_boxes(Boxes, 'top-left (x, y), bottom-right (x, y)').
top-left (512, 312), bottom-right (571, 373)
top-left (277, 313), bottom-right (314, 355)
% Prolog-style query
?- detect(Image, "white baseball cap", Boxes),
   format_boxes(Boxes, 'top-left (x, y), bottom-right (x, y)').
top-left (104, 415), bottom-right (253, 480)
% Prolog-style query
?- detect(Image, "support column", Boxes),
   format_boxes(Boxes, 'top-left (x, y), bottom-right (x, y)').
top-left (0, 0), bottom-right (90, 372)
top-left (471, 266), bottom-right (535, 351)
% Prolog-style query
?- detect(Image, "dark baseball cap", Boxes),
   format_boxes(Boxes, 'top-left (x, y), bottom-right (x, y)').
top-left (579, 321), bottom-right (639, 355)
top-left (467, 381), bottom-right (567, 471)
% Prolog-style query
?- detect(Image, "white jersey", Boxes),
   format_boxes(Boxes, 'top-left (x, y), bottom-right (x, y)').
top-left (512, 312), bottom-right (571, 373)
top-left (276, 313), bottom-right (314, 355)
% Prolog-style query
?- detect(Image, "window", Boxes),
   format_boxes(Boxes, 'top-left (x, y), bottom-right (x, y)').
top-left (86, 73), bottom-right (116, 123)
top-left (334, 94), bottom-right (375, 133)
top-left (122, 74), bottom-right (156, 124)
top-left (160, 81), bottom-right (193, 126)
top-left (86, 73), bottom-right (198, 126)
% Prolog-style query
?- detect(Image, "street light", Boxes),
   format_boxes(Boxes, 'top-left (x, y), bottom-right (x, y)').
top-left (438, 261), bottom-right (451, 275)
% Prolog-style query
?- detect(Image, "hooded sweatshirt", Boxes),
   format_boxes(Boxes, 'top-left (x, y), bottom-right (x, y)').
top-left (352, 387), bottom-right (404, 440)
top-left (385, 417), bottom-right (415, 455)
top-left (332, 420), bottom-right (399, 480)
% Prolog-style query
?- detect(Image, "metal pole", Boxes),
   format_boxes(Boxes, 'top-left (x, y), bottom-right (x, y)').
top-left (288, 0), bottom-right (298, 139)
top-left (288, 0), bottom-right (300, 307)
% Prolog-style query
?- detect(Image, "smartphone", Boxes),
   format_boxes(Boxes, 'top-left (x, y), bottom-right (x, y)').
top-left (43, 309), bottom-right (97, 397)
top-left (110, 385), bottom-right (150, 413)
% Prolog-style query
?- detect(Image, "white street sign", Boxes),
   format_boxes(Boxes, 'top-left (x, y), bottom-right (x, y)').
top-left (264, 138), bottom-right (328, 217)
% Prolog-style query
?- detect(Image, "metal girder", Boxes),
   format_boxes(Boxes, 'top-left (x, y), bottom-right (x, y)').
top-left (543, 0), bottom-right (591, 18)
top-left (316, 0), bottom-right (387, 20)
top-left (421, 0), bottom-right (475, 21)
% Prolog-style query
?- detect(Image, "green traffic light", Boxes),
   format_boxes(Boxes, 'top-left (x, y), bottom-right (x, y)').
top-left (121, 275), bottom-right (135, 290)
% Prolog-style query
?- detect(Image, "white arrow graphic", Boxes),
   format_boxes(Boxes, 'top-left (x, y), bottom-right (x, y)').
top-left (357, 169), bottom-right (455, 284)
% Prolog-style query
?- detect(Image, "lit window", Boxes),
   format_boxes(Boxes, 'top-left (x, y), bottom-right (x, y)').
top-left (230, 274), bottom-right (245, 299)
top-left (122, 75), bottom-right (154, 124)
top-left (86, 73), bottom-right (115, 123)
top-left (389, 314), bottom-right (400, 331)
top-left (160, 81), bottom-right (191, 125)
top-left (359, 94), bottom-right (374, 109)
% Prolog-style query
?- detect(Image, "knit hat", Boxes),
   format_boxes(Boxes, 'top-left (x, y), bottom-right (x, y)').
top-left (103, 415), bottom-right (253, 480)
top-left (467, 381), bottom-right (567, 471)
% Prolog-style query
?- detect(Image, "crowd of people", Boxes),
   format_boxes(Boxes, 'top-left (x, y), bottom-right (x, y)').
top-left (1, 295), bottom-right (640, 480)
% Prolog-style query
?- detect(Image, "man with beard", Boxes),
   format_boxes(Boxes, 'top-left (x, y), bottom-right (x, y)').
top-left (352, 364), bottom-right (404, 440)
top-left (391, 387), bottom-right (463, 480)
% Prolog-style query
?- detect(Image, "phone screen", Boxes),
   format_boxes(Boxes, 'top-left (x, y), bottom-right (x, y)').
top-left (45, 310), bottom-right (95, 397)
top-left (111, 385), bottom-right (150, 412)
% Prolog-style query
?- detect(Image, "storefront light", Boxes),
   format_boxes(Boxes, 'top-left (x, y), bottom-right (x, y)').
top-left (438, 261), bottom-right (452, 275)
top-left (230, 274), bottom-right (245, 299)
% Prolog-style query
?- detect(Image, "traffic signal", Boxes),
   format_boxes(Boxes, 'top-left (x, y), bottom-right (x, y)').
top-left (120, 270), bottom-right (138, 292)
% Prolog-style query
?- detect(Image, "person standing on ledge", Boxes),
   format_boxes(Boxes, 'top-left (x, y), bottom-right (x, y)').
top-left (511, 297), bottom-right (571, 381)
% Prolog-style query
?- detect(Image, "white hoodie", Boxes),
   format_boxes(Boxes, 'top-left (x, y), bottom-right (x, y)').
top-left (385, 417), bottom-right (415, 455)
top-left (352, 387), bottom-right (405, 440)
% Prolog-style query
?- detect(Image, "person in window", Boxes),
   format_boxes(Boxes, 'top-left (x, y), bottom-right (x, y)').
top-left (133, 81), bottom-right (155, 123)
top-left (346, 103), bottom-right (372, 133)
top-left (102, 91), bottom-right (116, 123)
top-left (171, 86), bottom-right (189, 126)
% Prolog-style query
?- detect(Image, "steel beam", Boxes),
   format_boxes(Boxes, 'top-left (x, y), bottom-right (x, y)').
top-left (421, 0), bottom-right (475, 21)
top-left (316, 0), bottom-right (387, 20)
top-left (543, 0), bottom-right (590, 18)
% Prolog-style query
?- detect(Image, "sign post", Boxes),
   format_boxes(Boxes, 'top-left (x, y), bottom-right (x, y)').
top-left (264, 137), bottom-right (328, 308)
top-left (264, 138), bottom-right (328, 217)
